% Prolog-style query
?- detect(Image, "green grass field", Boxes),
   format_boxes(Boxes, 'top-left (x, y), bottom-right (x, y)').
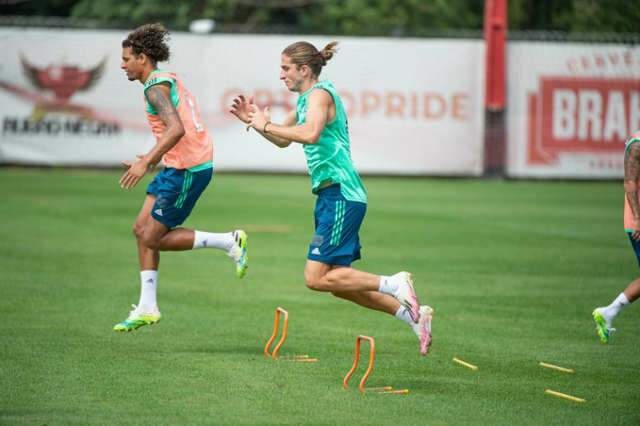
top-left (1, 168), bottom-right (639, 425)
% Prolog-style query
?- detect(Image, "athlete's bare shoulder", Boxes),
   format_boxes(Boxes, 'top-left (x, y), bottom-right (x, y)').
top-left (146, 84), bottom-right (180, 126)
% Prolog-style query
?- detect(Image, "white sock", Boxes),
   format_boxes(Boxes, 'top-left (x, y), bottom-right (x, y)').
top-left (395, 305), bottom-right (414, 325)
top-left (395, 306), bottom-right (420, 337)
top-left (379, 275), bottom-right (399, 295)
top-left (138, 270), bottom-right (158, 311)
top-left (602, 292), bottom-right (630, 320)
top-left (192, 230), bottom-right (234, 251)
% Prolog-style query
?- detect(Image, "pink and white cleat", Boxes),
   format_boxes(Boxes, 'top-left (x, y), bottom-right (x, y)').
top-left (417, 305), bottom-right (434, 356)
top-left (392, 272), bottom-right (420, 323)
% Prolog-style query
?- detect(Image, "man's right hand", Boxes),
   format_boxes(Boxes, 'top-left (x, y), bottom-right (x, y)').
top-left (119, 155), bottom-right (150, 189)
top-left (230, 95), bottom-right (254, 124)
top-left (632, 219), bottom-right (640, 240)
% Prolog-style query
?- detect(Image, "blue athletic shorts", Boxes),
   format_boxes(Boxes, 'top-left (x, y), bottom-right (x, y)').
top-left (627, 232), bottom-right (640, 267)
top-left (307, 184), bottom-right (367, 266)
top-left (146, 164), bottom-right (213, 229)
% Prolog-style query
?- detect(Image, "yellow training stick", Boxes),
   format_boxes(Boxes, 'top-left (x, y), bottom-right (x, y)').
top-left (383, 389), bottom-right (410, 395)
top-left (539, 362), bottom-right (574, 373)
top-left (544, 389), bottom-right (586, 403)
top-left (453, 357), bottom-right (478, 371)
top-left (366, 387), bottom-right (393, 392)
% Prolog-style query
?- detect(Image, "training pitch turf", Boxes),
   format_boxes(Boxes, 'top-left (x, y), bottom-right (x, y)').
top-left (1, 169), bottom-right (639, 425)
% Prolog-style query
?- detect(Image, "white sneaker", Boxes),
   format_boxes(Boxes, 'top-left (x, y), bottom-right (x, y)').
top-left (391, 272), bottom-right (420, 323)
top-left (416, 305), bottom-right (433, 356)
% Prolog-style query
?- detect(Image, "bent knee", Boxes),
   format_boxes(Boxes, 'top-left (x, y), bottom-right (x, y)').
top-left (304, 277), bottom-right (322, 291)
top-left (304, 273), bottom-right (326, 291)
top-left (140, 231), bottom-right (161, 250)
top-left (132, 221), bottom-right (147, 240)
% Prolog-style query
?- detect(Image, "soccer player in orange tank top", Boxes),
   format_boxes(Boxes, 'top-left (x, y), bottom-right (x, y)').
top-left (593, 131), bottom-right (640, 343)
top-left (113, 23), bottom-right (248, 332)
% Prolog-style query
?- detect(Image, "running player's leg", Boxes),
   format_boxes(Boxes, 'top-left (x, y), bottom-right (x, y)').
top-left (140, 224), bottom-right (247, 278)
top-left (331, 289), bottom-right (398, 314)
top-left (593, 277), bottom-right (640, 343)
top-left (304, 262), bottom-right (401, 313)
top-left (114, 166), bottom-right (246, 332)
top-left (306, 189), bottom-right (420, 320)
top-left (304, 264), bottom-right (419, 322)
top-left (304, 261), bottom-right (431, 355)
top-left (593, 233), bottom-right (640, 343)
top-left (143, 166), bottom-right (248, 278)
top-left (623, 278), bottom-right (640, 302)
top-left (135, 194), bottom-right (160, 270)
top-left (114, 195), bottom-right (163, 332)
top-left (328, 277), bottom-right (433, 356)
top-left (304, 260), bottom-right (378, 291)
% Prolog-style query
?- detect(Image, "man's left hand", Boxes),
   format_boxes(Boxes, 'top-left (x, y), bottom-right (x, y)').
top-left (247, 104), bottom-right (268, 132)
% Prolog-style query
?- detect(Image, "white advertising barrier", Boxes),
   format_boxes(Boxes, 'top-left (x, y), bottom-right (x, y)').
top-left (507, 41), bottom-right (640, 178)
top-left (0, 28), bottom-right (485, 175)
top-left (0, 29), bottom-right (156, 167)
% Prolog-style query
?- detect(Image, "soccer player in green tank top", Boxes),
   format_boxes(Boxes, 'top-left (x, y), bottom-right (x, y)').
top-left (231, 41), bottom-right (434, 355)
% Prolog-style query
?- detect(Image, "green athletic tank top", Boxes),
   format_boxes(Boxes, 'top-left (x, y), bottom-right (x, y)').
top-left (297, 80), bottom-right (367, 203)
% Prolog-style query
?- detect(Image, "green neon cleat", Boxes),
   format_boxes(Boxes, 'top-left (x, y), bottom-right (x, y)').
top-left (229, 229), bottom-right (248, 279)
top-left (113, 305), bottom-right (161, 332)
top-left (592, 308), bottom-right (614, 344)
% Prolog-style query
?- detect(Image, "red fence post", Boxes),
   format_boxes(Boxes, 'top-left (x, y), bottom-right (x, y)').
top-left (484, 0), bottom-right (507, 176)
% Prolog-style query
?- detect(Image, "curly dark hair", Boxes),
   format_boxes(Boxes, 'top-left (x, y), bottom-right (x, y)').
top-left (122, 23), bottom-right (170, 64)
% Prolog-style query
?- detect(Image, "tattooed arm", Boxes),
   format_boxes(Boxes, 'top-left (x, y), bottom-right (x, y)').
top-left (120, 83), bottom-right (185, 189)
top-left (624, 142), bottom-right (640, 239)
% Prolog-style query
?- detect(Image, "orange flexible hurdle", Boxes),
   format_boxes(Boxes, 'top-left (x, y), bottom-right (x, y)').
top-left (342, 335), bottom-right (408, 394)
top-left (263, 307), bottom-right (317, 362)
top-left (343, 335), bottom-right (376, 392)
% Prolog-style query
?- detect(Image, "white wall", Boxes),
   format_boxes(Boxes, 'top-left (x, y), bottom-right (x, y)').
top-left (0, 28), bottom-right (485, 175)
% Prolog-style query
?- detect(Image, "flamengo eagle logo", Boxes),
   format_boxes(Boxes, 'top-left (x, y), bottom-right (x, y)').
top-left (19, 54), bottom-right (106, 120)
top-left (0, 54), bottom-right (107, 122)
top-left (527, 77), bottom-right (640, 165)
top-left (0, 53), bottom-right (122, 136)
top-left (20, 54), bottom-right (106, 103)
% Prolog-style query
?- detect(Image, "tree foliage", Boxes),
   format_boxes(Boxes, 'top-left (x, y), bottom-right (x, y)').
top-left (509, 0), bottom-right (640, 33)
top-left (2, 0), bottom-right (638, 35)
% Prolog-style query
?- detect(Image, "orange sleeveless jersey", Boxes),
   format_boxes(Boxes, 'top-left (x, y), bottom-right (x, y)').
top-left (144, 72), bottom-right (213, 169)
top-left (623, 131), bottom-right (640, 231)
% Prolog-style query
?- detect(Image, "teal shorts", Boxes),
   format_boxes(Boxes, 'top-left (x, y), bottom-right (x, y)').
top-left (147, 164), bottom-right (213, 229)
top-left (308, 184), bottom-right (367, 266)
top-left (627, 232), bottom-right (640, 267)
